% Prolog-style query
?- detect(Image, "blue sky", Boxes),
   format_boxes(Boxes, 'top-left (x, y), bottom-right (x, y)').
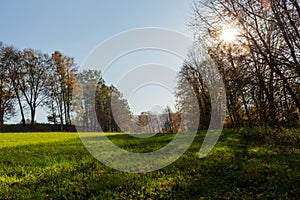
top-left (1, 0), bottom-right (195, 123)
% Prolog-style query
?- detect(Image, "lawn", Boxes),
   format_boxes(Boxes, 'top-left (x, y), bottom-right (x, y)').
top-left (0, 129), bottom-right (300, 199)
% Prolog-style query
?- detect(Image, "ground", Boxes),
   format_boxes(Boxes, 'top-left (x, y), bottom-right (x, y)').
top-left (0, 129), bottom-right (299, 199)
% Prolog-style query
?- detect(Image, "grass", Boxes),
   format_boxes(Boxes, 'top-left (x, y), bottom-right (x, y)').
top-left (0, 129), bottom-right (300, 199)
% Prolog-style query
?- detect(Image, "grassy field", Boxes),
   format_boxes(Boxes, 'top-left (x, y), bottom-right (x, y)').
top-left (0, 129), bottom-right (300, 199)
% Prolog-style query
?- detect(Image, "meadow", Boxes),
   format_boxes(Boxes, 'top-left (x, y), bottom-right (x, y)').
top-left (0, 129), bottom-right (300, 199)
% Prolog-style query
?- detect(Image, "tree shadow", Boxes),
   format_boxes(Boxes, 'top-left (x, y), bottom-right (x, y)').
top-left (1, 130), bottom-right (300, 199)
top-left (178, 129), bottom-right (300, 199)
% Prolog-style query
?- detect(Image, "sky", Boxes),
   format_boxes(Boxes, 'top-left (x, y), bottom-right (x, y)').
top-left (0, 0), bottom-right (195, 123)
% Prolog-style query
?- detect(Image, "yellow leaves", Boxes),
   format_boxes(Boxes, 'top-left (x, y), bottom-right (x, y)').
top-left (157, 177), bottom-right (173, 191)
top-left (95, 170), bottom-right (104, 177)
top-left (162, 180), bottom-right (172, 187)
top-left (256, 193), bottom-right (264, 198)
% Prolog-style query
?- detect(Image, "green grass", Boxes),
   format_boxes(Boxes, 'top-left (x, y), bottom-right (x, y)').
top-left (0, 129), bottom-right (300, 199)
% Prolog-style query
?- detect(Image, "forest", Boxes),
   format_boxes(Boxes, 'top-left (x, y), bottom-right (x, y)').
top-left (178, 0), bottom-right (300, 129)
top-left (1, 0), bottom-right (299, 132)
top-left (0, 46), bottom-right (132, 131)
top-left (1, 0), bottom-right (300, 199)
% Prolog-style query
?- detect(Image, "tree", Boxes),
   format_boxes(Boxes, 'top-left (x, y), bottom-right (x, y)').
top-left (19, 49), bottom-right (51, 124)
top-left (176, 70), bottom-right (200, 132)
top-left (189, 0), bottom-right (300, 127)
top-left (95, 83), bottom-right (132, 132)
top-left (110, 85), bottom-right (133, 132)
top-left (177, 52), bottom-right (211, 130)
top-left (50, 51), bottom-right (77, 126)
top-left (75, 69), bottom-right (132, 132)
top-left (137, 112), bottom-right (151, 133)
top-left (162, 106), bottom-right (181, 133)
top-left (1, 44), bottom-right (26, 125)
top-left (176, 44), bottom-right (226, 131)
top-left (75, 69), bottom-right (102, 130)
top-left (95, 83), bottom-right (115, 132)
top-left (0, 43), bottom-right (16, 125)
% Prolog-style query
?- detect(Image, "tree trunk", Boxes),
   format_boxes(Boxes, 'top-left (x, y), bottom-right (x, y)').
top-left (16, 92), bottom-right (25, 125)
top-left (59, 101), bottom-right (64, 131)
top-left (31, 107), bottom-right (35, 125)
top-left (241, 90), bottom-right (253, 128)
top-left (0, 110), bottom-right (4, 126)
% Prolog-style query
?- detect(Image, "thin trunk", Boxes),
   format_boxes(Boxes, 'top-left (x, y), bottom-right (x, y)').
top-left (268, 71), bottom-right (276, 127)
top-left (241, 91), bottom-right (253, 128)
top-left (67, 103), bottom-right (71, 125)
top-left (17, 94), bottom-right (25, 125)
top-left (30, 107), bottom-right (35, 125)
top-left (59, 99), bottom-right (64, 131)
top-left (0, 110), bottom-right (4, 126)
top-left (63, 93), bottom-right (68, 125)
top-left (0, 82), bottom-right (3, 126)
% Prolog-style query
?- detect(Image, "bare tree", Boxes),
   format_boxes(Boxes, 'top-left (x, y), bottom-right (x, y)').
top-left (19, 49), bottom-right (51, 124)
top-left (189, 0), bottom-right (300, 127)
top-left (0, 43), bottom-right (16, 125)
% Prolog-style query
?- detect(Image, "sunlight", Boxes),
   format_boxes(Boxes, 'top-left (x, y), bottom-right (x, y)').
top-left (220, 28), bottom-right (239, 42)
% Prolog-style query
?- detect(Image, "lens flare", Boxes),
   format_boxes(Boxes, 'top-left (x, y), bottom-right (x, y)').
top-left (220, 28), bottom-right (239, 42)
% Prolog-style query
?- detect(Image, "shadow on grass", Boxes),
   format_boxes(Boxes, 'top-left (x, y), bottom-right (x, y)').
top-left (176, 129), bottom-right (300, 199)
top-left (1, 130), bottom-right (300, 199)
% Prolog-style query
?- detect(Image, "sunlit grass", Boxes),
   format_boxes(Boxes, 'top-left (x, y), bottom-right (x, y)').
top-left (0, 132), bottom-right (77, 148)
top-left (0, 129), bottom-right (300, 199)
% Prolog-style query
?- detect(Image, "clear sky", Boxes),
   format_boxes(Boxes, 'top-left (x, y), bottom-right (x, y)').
top-left (0, 0), bottom-right (195, 123)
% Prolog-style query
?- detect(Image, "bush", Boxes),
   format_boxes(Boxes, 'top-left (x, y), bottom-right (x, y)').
top-left (240, 127), bottom-right (300, 148)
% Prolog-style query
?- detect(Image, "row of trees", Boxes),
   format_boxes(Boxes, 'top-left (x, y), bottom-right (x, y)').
top-left (0, 43), bottom-right (132, 132)
top-left (176, 0), bottom-right (300, 128)
top-left (0, 43), bottom-right (64, 125)
top-left (136, 107), bottom-right (182, 133)
top-left (74, 69), bottom-right (132, 132)
top-left (0, 44), bottom-right (80, 127)
top-left (2, 0), bottom-right (298, 131)
top-left (0, 41), bottom-right (181, 133)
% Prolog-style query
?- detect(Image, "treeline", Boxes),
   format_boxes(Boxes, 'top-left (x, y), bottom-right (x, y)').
top-left (74, 69), bottom-right (132, 132)
top-left (176, 0), bottom-right (300, 129)
top-left (0, 43), bottom-right (131, 131)
top-left (0, 42), bottom-right (186, 133)
top-left (1, 0), bottom-right (299, 132)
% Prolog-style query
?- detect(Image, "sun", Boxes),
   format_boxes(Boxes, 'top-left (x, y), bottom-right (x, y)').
top-left (220, 28), bottom-right (239, 42)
